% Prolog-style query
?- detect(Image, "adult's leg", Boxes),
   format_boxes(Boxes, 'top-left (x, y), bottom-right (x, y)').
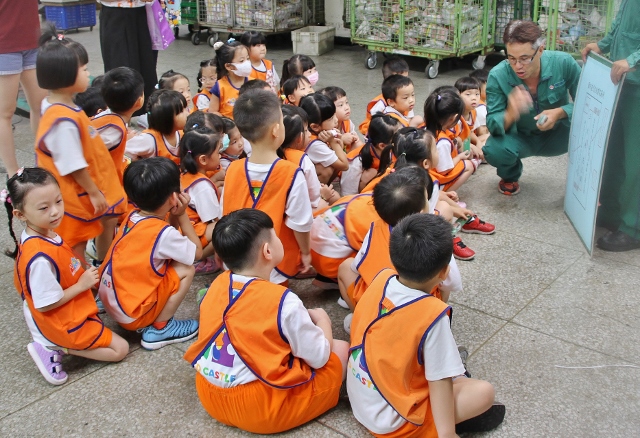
top-left (0, 74), bottom-right (21, 175)
top-left (535, 123), bottom-right (571, 157)
top-left (598, 103), bottom-right (625, 229)
top-left (482, 133), bottom-right (528, 182)
top-left (20, 68), bottom-right (48, 137)
top-left (133, 6), bottom-right (158, 115)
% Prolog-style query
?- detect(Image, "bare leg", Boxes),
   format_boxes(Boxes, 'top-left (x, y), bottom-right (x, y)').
top-left (155, 261), bottom-right (194, 323)
top-left (337, 258), bottom-right (357, 311)
top-left (315, 164), bottom-right (334, 185)
top-left (96, 216), bottom-right (119, 261)
top-left (453, 377), bottom-right (496, 423)
top-left (331, 339), bottom-right (350, 380)
top-left (447, 162), bottom-right (474, 192)
top-left (200, 222), bottom-right (216, 259)
top-left (436, 201), bottom-right (454, 222)
top-left (68, 333), bottom-right (129, 362)
top-left (0, 74), bottom-right (21, 175)
top-left (20, 69), bottom-right (47, 135)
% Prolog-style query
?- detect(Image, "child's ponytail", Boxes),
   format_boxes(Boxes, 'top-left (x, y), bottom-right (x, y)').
top-left (363, 114), bottom-right (400, 172)
top-left (179, 128), bottom-right (221, 174)
top-left (36, 22), bottom-right (88, 90)
top-left (3, 192), bottom-right (17, 259)
top-left (424, 86), bottom-right (465, 135)
top-left (278, 105), bottom-right (308, 159)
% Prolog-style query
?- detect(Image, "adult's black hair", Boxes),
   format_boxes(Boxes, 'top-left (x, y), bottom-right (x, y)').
top-left (233, 89), bottom-right (281, 142)
top-left (179, 128), bottom-right (222, 174)
top-left (362, 114), bottom-right (400, 172)
top-left (185, 111), bottom-right (225, 134)
top-left (214, 41), bottom-right (248, 80)
top-left (37, 22), bottom-right (89, 90)
top-left (74, 85), bottom-right (105, 117)
top-left (280, 54), bottom-right (315, 87)
top-left (197, 58), bottom-right (216, 92)
top-left (123, 157), bottom-right (180, 212)
top-left (299, 93), bottom-right (335, 133)
top-left (158, 69), bottom-right (189, 91)
top-left (147, 89), bottom-right (187, 136)
top-left (454, 76), bottom-right (481, 94)
top-left (239, 79), bottom-right (270, 96)
top-left (382, 74), bottom-right (413, 103)
top-left (390, 213), bottom-right (453, 283)
top-left (382, 56), bottom-right (409, 79)
top-left (469, 69), bottom-right (489, 85)
top-left (424, 86), bottom-right (465, 135)
top-left (101, 67), bottom-right (145, 113)
top-left (373, 167), bottom-right (429, 226)
top-left (282, 75), bottom-right (311, 98)
top-left (212, 208), bottom-right (274, 272)
top-left (318, 86), bottom-right (346, 102)
top-left (277, 105), bottom-right (308, 158)
top-left (239, 30), bottom-right (267, 47)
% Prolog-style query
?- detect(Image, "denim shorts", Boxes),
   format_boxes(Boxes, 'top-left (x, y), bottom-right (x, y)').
top-left (0, 48), bottom-right (38, 75)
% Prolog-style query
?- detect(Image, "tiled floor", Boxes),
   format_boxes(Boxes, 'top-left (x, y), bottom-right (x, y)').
top-left (2, 20), bottom-right (639, 437)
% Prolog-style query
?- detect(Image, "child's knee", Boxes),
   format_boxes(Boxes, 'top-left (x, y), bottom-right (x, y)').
top-left (436, 201), bottom-right (454, 221)
top-left (111, 334), bottom-right (130, 361)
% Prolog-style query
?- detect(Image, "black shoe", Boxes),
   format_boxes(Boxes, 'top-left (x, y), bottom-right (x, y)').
top-left (596, 231), bottom-right (640, 252)
top-left (456, 401), bottom-right (506, 434)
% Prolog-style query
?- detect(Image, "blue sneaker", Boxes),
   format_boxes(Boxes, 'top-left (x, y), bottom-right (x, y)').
top-left (140, 318), bottom-right (199, 350)
top-left (95, 296), bottom-right (106, 314)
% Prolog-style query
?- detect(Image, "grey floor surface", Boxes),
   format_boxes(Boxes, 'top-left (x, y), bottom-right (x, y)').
top-left (1, 19), bottom-right (639, 437)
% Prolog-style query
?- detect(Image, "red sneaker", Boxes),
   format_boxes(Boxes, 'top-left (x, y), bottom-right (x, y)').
top-left (461, 215), bottom-right (496, 235)
top-left (498, 179), bottom-right (520, 195)
top-left (453, 237), bottom-right (475, 261)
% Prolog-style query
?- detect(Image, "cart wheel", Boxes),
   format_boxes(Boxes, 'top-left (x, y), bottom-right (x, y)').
top-left (472, 56), bottom-right (486, 70)
top-left (174, 26), bottom-right (179, 39)
top-left (365, 52), bottom-right (378, 69)
top-left (191, 32), bottom-right (201, 45)
top-left (188, 24), bottom-right (195, 33)
top-left (208, 33), bottom-right (219, 47)
top-left (90, 26), bottom-right (93, 31)
top-left (426, 61), bottom-right (439, 79)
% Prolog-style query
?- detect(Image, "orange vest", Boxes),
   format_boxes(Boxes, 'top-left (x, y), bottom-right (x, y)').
top-left (14, 235), bottom-right (100, 349)
top-left (142, 129), bottom-right (182, 166)
top-left (222, 159), bottom-right (302, 278)
top-left (340, 119), bottom-right (353, 135)
top-left (346, 144), bottom-right (383, 171)
top-left (181, 171), bottom-right (220, 233)
top-left (249, 59), bottom-right (278, 92)
top-left (99, 213), bottom-right (173, 325)
top-left (35, 103), bottom-right (125, 221)
top-left (447, 117), bottom-right (471, 142)
top-left (428, 132), bottom-right (467, 190)
top-left (192, 88), bottom-right (212, 110)
top-left (361, 167), bottom-right (392, 193)
top-left (283, 148), bottom-right (307, 168)
top-left (184, 271), bottom-right (314, 388)
top-left (352, 219), bottom-right (392, 305)
top-left (351, 269), bottom-right (451, 428)
top-left (215, 76), bottom-right (247, 119)
top-left (314, 193), bottom-right (379, 251)
top-left (385, 110), bottom-right (410, 127)
top-left (359, 94), bottom-right (385, 135)
top-left (90, 111), bottom-right (128, 186)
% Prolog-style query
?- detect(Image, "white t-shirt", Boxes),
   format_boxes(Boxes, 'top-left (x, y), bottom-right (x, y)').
top-left (187, 179), bottom-right (222, 224)
top-left (371, 100), bottom-right (415, 119)
top-left (435, 138), bottom-right (455, 173)
top-left (475, 104), bottom-right (487, 127)
top-left (297, 153), bottom-right (321, 208)
top-left (196, 94), bottom-right (211, 111)
top-left (193, 274), bottom-right (330, 388)
top-left (382, 106), bottom-right (410, 125)
top-left (125, 131), bottom-right (180, 160)
top-left (93, 109), bottom-right (125, 151)
top-left (40, 98), bottom-right (88, 176)
top-left (305, 139), bottom-right (338, 168)
top-left (21, 231), bottom-right (65, 309)
top-left (347, 276), bottom-right (464, 434)
top-left (340, 155), bottom-right (363, 196)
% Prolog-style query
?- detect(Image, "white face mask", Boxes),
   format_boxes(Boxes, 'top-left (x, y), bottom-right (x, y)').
top-left (306, 71), bottom-right (319, 85)
top-left (230, 60), bottom-right (253, 77)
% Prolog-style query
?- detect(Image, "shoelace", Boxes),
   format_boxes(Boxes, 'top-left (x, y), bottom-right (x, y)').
top-left (455, 240), bottom-right (468, 249)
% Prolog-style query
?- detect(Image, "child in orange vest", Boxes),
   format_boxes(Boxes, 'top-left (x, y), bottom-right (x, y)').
top-left (280, 54), bottom-right (318, 89)
top-left (348, 213), bottom-right (505, 437)
top-left (209, 40), bottom-right (250, 118)
top-left (219, 117), bottom-right (247, 171)
top-left (126, 89), bottom-right (189, 165)
top-left (340, 114), bottom-right (400, 196)
top-left (469, 68), bottom-right (489, 136)
top-left (282, 75), bottom-right (314, 106)
top-left (184, 208), bottom-right (349, 434)
top-left (193, 59), bottom-right (217, 111)
top-left (299, 93), bottom-right (349, 184)
top-left (381, 75), bottom-right (425, 128)
top-left (5, 168), bottom-right (128, 386)
top-left (222, 89), bottom-right (313, 284)
top-left (455, 77), bottom-right (488, 166)
top-left (159, 69), bottom-right (193, 112)
top-left (239, 31), bottom-right (280, 94)
top-left (98, 157), bottom-right (202, 350)
top-left (319, 86), bottom-right (363, 152)
top-left (178, 129), bottom-right (223, 275)
top-left (34, 27), bottom-right (125, 263)
top-left (359, 56), bottom-right (409, 135)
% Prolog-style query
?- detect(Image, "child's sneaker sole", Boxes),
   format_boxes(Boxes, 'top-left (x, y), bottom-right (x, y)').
top-left (456, 401), bottom-right (506, 433)
top-left (27, 343), bottom-right (68, 386)
top-left (141, 329), bottom-right (199, 350)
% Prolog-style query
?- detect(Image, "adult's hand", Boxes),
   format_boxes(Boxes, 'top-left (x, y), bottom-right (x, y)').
top-left (581, 43), bottom-right (602, 63)
top-left (534, 107), bottom-right (566, 131)
top-left (504, 86), bottom-right (533, 128)
top-left (610, 59), bottom-right (631, 85)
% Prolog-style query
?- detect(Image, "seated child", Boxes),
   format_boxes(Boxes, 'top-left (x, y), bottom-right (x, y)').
top-left (98, 157), bottom-right (202, 350)
top-left (340, 114), bottom-right (400, 196)
top-left (299, 93), bottom-right (349, 184)
top-left (184, 110), bottom-right (224, 135)
top-left (381, 75), bottom-right (424, 127)
top-left (222, 89), bottom-right (313, 284)
top-left (74, 75), bottom-right (105, 117)
top-left (455, 76), bottom-right (488, 162)
top-left (220, 117), bottom-right (246, 171)
top-left (183, 208), bottom-right (349, 434)
top-left (359, 55), bottom-right (409, 135)
top-left (240, 30), bottom-right (280, 93)
top-left (193, 59), bottom-right (217, 111)
top-left (469, 68), bottom-right (489, 136)
top-left (159, 69), bottom-right (193, 112)
top-left (209, 40), bottom-right (250, 118)
top-left (7, 168), bottom-right (128, 386)
top-left (125, 89), bottom-right (189, 165)
top-left (319, 86), bottom-right (362, 152)
top-left (282, 75), bottom-right (314, 106)
top-left (348, 213), bottom-right (505, 437)
top-left (280, 54), bottom-right (318, 89)
top-left (179, 128), bottom-right (223, 275)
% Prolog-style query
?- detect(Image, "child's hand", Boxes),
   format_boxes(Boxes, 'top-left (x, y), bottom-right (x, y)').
top-left (78, 266), bottom-right (100, 290)
top-left (126, 128), bottom-right (141, 141)
top-left (320, 184), bottom-right (337, 203)
top-left (307, 308), bottom-right (330, 325)
top-left (89, 191), bottom-right (108, 215)
top-left (469, 144), bottom-right (484, 160)
top-left (445, 191), bottom-right (459, 202)
top-left (299, 252), bottom-right (312, 274)
top-left (453, 206), bottom-right (474, 219)
top-left (318, 130), bottom-right (333, 144)
top-left (341, 132), bottom-right (356, 146)
top-left (170, 192), bottom-right (191, 217)
top-left (455, 137), bottom-right (464, 152)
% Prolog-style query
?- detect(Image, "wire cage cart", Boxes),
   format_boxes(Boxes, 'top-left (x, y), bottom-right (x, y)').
top-left (533, 0), bottom-right (621, 57)
top-left (495, 0), bottom-right (534, 50)
top-left (351, 0), bottom-right (497, 78)
top-left (187, 0), bottom-right (323, 46)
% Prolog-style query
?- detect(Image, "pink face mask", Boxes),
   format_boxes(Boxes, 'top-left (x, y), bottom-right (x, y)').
top-left (306, 71), bottom-right (319, 86)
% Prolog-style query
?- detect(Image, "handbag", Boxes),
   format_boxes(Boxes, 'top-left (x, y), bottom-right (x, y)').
top-left (146, 0), bottom-right (175, 50)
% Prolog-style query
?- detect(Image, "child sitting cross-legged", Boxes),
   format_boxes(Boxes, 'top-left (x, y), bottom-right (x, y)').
top-left (184, 208), bottom-right (349, 434)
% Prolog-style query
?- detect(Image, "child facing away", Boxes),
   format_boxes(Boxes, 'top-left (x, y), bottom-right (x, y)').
top-left (34, 27), bottom-right (125, 264)
top-left (178, 128), bottom-right (223, 275)
top-left (223, 89), bottom-right (314, 285)
top-left (209, 40), bottom-right (251, 118)
top-left (5, 168), bottom-right (128, 386)
top-left (125, 89), bottom-right (189, 165)
top-left (158, 69), bottom-right (193, 112)
top-left (299, 93), bottom-right (349, 184)
top-left (183, 208), bottom-right (349, 434)
top-left (469, 68), bottom-right (489, 136)
top-left (282, 75), bottom-right (314, 106)
top-left (98, 157), bottom-right (202, 350)
top-left (454, 76), bottom-right (489, 155)
top-left (193, 59), bottom-right (217, 111)
top-left (239, 31), bottom-right (280, 93)
top-left (74, 75), bottom-right (105, 117)
top-left (319, 86), bottom-right (363, 152)
top-left (280, 54), bottom-right (318, 89)
top-left (381, 75), bottom-right (425, 128)
top-left (359, 55), bottom-right (409, 135)
top-left (348, 213), bottom-right (505, 437)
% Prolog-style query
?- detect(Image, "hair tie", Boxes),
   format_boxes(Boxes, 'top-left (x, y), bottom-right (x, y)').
top-left (0, 189), bottom-right (10, 204)
top-left (16, 167), bottom-right (24, 178)
top-left (399, 152), bottom-right (406, 157)
top-left (227, 37), bottom-right (235, 43)
top-left (57, 34), bottom-right (64, 41)
top-left (213, 41), bottom-right (224, 50)
top-left (187, 150), bottom-right (192, 154)
top-left (192, 123), bottom-right (199, 128)
top-left (437, 95), bottom-right (441, 101)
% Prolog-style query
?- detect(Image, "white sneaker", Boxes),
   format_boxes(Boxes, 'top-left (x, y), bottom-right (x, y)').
top-left (337, 297), bottom-right (349, 309)
top-left (343, 313), bottom-right (353, 335)
top-left (85, 238), bottom-right (98, 261)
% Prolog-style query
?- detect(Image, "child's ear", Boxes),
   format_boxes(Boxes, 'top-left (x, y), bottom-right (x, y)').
top-left (271, 122), bottom-right (280, 138)
top-left (197, 154), bottom-right (208, 166)
top-left (437, 264), bottom-right (450, 281)
top-left (261, 241), bottom-right (272, 261)
top-left (12, 209), bottom-right (26, 222)
top-left (386, 98), bottom-right (395, 107)
top-left (421, 158), bottom-right (431, 170)
top-left (225, 62), bottom-right (236, 72)
top-left (134, 95), bottom-right (145, 110)
top-left (309, 122), bottom-right (321, 133)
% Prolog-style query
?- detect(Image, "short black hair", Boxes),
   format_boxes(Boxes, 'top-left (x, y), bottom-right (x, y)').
top-left (233, 89), bottom-right (281, 142)
top-left (101, 67), bottom-right (145, 113)
top-left (382, 56), bottom-right (409, 79)
top-left (469, 69), bottom-right (489, 85)
top-left (382, 75), bottom-right (413, 102)
top-left (239, 79), bottom-right (271, 96)
top-left (318, 86), bottom-right (346, 102)
top-left (424, 86), bottom-right (465, 135)
top-left (390, 214), bottom-right (453, 283)
top-left (282, 75), bottom-right (311, 98)
top-left (74, 85), bottom-right (105, 117)
top-left (299, 93), bottom-right (335, 133)
top-left (221, 116), bottom-right (237, 133)
top-left (185, 111), bottom-right (225, 134)
top-left (147, 89), bottom-right (187, 136)
top-left (179, 128), bottom-right (222, 174)
top-left (239, 30), bottom-right (267, 47)
top-left (123, 157), bottom-right (180, 212)
top-left (37, 23), bottom-right (89, 90)
top-left (278, 104), bottom-right (308, 157)
top-left (454, 76), bottom-right (481, 94)
top-left (158, 69), bottom-right (189, 91)
top-left (373, 167), bottom-right (428, 226)
top-left (212, 208), bottom-right (274, 271)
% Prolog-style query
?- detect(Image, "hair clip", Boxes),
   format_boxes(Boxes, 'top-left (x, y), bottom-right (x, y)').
top-left (154, 84), bottom-right (160, 89)
top-left (16, 167), bottom-right (24, 178)
top-left (227, 37), bottom-right (236, 43)
top-left (57, 34), bottom-right (64, 41)
top-left (192, 123), bottom-right (199, 128)
top-left (437, 95), bottom-right (442, 101)
top-left (0, 189), bottom-right (10, 204)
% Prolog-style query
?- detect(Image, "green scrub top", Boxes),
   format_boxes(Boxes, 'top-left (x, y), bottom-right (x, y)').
top-left (597, 0), bottom-right (640, 85)
top-left (486, 50), bottom-right (582, 138)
